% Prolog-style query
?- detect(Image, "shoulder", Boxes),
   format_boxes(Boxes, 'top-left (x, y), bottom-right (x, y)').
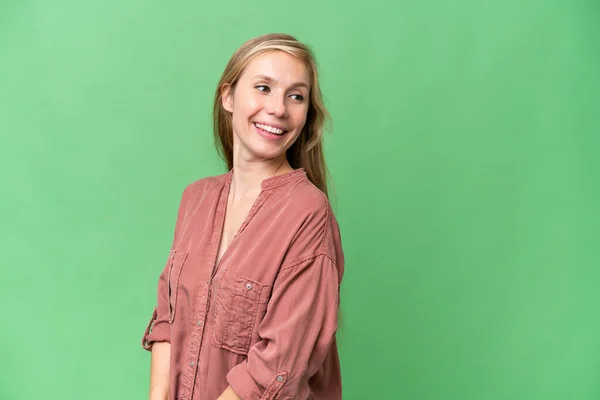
top-left (180, 171), bottom-right (229, 200)
top-left (276, 178), bottom-right (342, 263)
top-left (278, 178), bottom-right (332, 220)
top-left (288, 180), bottom-right (343, 269)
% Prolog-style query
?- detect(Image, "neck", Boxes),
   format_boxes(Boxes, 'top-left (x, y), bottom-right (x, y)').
top-left (230, 156), bottom-right (294, 201)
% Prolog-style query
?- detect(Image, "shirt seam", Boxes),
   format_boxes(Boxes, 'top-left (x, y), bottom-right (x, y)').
top-left (318, 201), bottom-right (331, 255)
top-left (279, 252), bottom-right (335, 272)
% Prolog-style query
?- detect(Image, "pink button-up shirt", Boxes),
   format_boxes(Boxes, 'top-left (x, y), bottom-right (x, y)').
top-left (142, 168), bottom-right (344, 399)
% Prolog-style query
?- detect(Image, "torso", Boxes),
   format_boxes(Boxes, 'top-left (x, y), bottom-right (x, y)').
top-left (215, 190), bottom-right (259, 266)
top-left (143, 168), bottom-right (345, 400)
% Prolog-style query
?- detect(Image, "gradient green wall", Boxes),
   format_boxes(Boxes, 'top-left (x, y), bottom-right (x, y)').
top-left (1, 0), bottom-right (598, 398)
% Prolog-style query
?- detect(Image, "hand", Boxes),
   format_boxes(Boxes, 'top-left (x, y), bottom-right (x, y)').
top-left (217, 385), bottom-right (241, 400)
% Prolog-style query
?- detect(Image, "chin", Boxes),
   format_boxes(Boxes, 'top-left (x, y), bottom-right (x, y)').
top-left (245, 140), bottom-right (287, 161)
top-left (251, 147), bottom-right (287, 161)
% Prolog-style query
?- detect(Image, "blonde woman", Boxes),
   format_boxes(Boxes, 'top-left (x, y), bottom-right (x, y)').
top-left (142, 33), bottom-right (344, 400)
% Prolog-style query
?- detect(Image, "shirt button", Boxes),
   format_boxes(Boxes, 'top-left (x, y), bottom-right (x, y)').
top-left (196, 320), bottom-right (202, 327)
top-left (190, 361), bottom-right (195, 367)
top-left (277, 375), bottom-right (284, 382)
top-left (246, 283), bottom-right (253, 290)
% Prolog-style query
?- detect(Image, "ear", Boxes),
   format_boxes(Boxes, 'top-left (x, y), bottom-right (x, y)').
top-left (221, 84), bottom-right (233, 113)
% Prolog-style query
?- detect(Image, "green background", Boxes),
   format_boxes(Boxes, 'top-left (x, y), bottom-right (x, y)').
top-left (1, 0), bottom-right (598, 398)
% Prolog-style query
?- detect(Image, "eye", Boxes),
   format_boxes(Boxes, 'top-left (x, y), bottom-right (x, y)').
top-left (289, 93), bottom-right (305, 102)
top-left (255, 85), bottom-right (270, 93)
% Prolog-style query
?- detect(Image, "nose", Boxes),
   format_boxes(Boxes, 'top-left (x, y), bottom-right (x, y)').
top-left (265, 93), bottom-right (288, 118)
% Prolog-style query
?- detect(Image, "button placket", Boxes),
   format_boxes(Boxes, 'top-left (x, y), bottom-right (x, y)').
top-left (181, 275), bottom-right (212, 400)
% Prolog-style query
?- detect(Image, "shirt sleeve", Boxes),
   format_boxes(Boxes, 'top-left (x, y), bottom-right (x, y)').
top-left (226, 253), bottom-right (340, 399)
top-left (141, 185), bottom-right (191, 351)
top-left (141, 258), bottom-right (172, 350)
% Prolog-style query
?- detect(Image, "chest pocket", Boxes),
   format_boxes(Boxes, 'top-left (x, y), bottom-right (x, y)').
top-left (168, 250), bottom-right (188, 324)
top-left (211, 273), bottom-right (272, 355)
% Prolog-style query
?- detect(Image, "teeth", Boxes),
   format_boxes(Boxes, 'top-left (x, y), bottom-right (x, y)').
top-left (255, 122), bottom-right (285, 135)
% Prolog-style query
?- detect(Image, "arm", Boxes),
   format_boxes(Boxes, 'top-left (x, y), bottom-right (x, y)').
top-left (149, 342), bottom-right (171, 400)
top-left (226, 254), bottom-right (340, 399)
top-left (141, 185), bottom-right (194, 396)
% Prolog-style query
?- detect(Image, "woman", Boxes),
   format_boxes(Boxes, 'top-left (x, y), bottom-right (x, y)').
top-left (142, 33), bottom-right (344, 400)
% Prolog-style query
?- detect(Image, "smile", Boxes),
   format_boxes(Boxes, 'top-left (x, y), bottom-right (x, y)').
top-left (253, 122), bottom-right (288, 136)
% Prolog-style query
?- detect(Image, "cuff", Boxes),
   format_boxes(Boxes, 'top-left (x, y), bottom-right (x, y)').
top-left (226, 361), bottom-right (289, 400)
top-left (141, 308), bottom-right (170, 351)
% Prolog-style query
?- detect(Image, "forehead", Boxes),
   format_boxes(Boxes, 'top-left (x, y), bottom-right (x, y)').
top-left (241, 51), bottom-right (310, 87)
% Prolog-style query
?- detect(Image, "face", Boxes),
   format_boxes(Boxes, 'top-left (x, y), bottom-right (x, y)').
top-left (222, 51), bottom-right (311, 165)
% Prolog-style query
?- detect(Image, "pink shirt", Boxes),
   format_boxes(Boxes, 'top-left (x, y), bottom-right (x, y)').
top-left (141, 168), bottom-right (344, 399)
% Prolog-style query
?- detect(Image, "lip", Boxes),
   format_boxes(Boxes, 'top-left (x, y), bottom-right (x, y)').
top-left (253, 122), bottom-right (288, 141)
top-left (253, 121), bottom-right (288, 132)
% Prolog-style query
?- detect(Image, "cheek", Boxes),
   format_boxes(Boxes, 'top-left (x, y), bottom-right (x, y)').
top-left (234, 92), bottom-right (262, 117)
top-left (293, 108), bottom-right (309, 129)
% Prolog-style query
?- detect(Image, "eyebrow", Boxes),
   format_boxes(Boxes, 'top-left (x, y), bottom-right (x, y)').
top-left (253, 74), bottom-right (309, 90)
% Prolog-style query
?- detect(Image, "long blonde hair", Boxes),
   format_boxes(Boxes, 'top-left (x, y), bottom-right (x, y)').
top-left (213, 33), bottom-right (332, 199)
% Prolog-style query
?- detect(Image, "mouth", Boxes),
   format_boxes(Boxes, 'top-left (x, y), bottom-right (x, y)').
top-left (253, 122), bottom-right (288, 136)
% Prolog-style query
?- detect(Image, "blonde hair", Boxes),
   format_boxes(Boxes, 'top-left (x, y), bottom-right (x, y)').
top-left (213, 33), bottom-right (332, 199)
